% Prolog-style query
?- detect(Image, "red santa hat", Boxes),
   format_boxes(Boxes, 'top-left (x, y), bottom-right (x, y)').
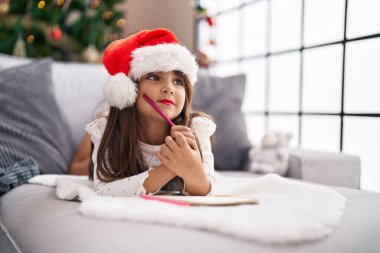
top-left (103, 28), bottom-right (198, 110)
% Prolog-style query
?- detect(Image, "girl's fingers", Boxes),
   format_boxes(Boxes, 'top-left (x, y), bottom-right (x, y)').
top-left (186, 137), bottom-right (198, 150)
top-left (171, 127), bottom-right (196, 143)
top-left (171, 126), bottom-right (193, 136)
top-left (180, 131), bottom-right (196, 140)
top-left (172, 132), bottom-right (187, 148)
top-left (156, 151), bottom-right (170, 163)
top-left (165, 136), bottom-right (178, 151)
top-left (171, 125), bottom-right (192, 132)
top-left (161, 144), bottom-right (173, 157)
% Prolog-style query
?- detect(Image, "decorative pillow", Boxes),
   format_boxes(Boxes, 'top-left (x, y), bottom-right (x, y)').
top-left (0, 59), bottom-right (74, 174)
top-left (192, 72), bottom-right (252, 171)
top-left (0, 53), bottom-right (108, 147)
top-left (0, 158), bottom-right (39, 195)
top-left (0, 53), bottom-right (30, 69)
top-left (51, 61), bottom-right (108, 147)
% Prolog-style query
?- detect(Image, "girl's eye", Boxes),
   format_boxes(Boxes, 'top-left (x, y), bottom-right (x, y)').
top-left (147, 74), bottom-right (159, 81)
top-left (174, 78), bottom-right (184, 86)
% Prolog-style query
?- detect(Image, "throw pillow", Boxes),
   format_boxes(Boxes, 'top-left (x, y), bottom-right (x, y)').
top-left (0, 53), bottom-right (108, 147)
top-left (0, 59), bottom-right (74, 174)
top-left (192, 72), bottom-right (252, 171)
top-left (0, 158), bottom-right (39, 195)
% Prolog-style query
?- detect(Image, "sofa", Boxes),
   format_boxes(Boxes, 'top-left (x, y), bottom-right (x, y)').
top-left (0, 54), bottom-right (379, 253)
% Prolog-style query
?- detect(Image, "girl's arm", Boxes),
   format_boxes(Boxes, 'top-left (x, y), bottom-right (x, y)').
top-left (143, 164), bottom-right (177, 194)
top-left (92, 154), bottom-right (176, 196)
top-left (86, 117), bottom-right (176, 196)
top-left (157, 131), bottom-right (211, 196)
top-left (68, 134), bottom-right (91, 175)
top-left (157, 117), bottom-right (217, 196)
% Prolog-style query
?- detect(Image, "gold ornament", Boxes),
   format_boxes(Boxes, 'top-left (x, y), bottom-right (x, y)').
top-left (13, 37), bottom-right (27, 58)
top-left (0, 2), bottom-right (10, 15)
top-left (90, 0), bottom-right (100, 9)
top-left (38, 1), bottom-right (46, 9)
top-left (116, 18), bottom-right (126, 28)
top-left (102, 11), bottom-right (113, 20)
top-left (57, 0), bottom-right (65, 7)
top-left (26, 34), bottom-right (35, 43)
top-left (81, 45), bottom-right (100, 63)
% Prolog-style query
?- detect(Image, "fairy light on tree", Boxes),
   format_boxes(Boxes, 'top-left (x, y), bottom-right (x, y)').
top-left (0, 0), bottom-right (126, 62)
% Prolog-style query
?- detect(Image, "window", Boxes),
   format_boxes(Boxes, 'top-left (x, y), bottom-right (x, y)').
top-left (302, 45), bottom-right (342, 113)
top-left (303, 0), bottom-right (345, 47)
top-left (196, 0), bottom-right (380, 192)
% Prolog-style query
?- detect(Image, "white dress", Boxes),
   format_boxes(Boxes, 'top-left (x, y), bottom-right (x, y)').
top-left (85, 116), bottom-right (217, 197)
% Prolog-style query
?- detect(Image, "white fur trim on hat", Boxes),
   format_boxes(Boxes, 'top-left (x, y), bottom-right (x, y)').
top-left (104, 73), bottom-right (137, 110)
top-left (129, 44), bottom-right (198, 85)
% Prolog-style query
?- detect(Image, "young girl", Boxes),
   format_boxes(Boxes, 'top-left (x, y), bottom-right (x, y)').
top-left (84, 28), bottom-right (216, 197)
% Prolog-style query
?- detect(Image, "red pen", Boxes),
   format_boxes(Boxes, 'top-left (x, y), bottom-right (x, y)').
top-left (143, 94), bottom-right (175, 127)
top-left (140, 195), bottom-right (190, 206)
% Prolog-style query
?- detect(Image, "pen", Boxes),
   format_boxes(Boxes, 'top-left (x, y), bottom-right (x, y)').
top-left (143, 94), bottom-right (175, 127)
top-left (141, 195), bottom-right (190, 206)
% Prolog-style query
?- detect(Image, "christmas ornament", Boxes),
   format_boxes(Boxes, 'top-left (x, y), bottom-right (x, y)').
top-left (38, 1), bottom-right (46, 9)
top-left (56, 0), bottom-right (65, 7)
top-left (65, 10), bottom-right (81, 26)
top-left (90, 0), bottom-right (100, 9)
top-left (81, 44), bottom-right (100, 63)
top-left (13, 36), bottom-right (27, 57)
top-left (26, 34), bottom-right (35, 44)
top-left (116, 18), bottom-right (126, 28)
top-left (50, 25), bottom-right (63, 40)
top-left (102, 11), bottom-right (113, 20)
top-left (0, 0), bottom-right (10, 15)
top-left (206, 15), bottom-right (214, 27)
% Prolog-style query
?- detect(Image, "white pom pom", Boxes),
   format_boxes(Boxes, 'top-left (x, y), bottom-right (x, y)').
top-left (104, 73), bottom-right (137, 109)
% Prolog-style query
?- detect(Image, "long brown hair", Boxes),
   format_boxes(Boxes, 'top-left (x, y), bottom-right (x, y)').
top-left (89, 72), bottom-right (213, 183)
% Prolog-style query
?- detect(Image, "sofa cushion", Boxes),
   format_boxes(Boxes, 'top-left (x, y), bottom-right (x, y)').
top-left (0, 59), bottom-right (74, 175)
top-left (1, 180), bottom-right (380, 253)
top-left (192, 72), bottom-right (252, 170)
top-left (0, 54), bottom-right (108, 147)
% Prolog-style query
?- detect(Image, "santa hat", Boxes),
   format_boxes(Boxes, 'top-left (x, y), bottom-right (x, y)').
top-left (103, 28), bottom-right (198, 110)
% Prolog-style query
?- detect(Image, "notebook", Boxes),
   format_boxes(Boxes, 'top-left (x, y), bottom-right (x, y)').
top-left (141, 195), bottom-right (258, 206)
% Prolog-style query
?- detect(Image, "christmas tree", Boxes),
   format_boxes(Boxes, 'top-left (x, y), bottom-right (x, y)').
top-left (0, 0), bottom-right (125, 62)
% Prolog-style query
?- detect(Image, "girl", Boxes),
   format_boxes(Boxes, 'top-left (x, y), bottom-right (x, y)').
top-left (85, 28), bottom-right (216, 197)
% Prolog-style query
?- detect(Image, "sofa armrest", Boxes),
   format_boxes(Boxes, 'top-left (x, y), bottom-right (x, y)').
top-left (286, 149), bottom-right (361, 189)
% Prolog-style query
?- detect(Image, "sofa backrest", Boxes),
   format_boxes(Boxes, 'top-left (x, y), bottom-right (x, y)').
top-left (51, 62), bottom-right (108, 147)
top-left (1, 54), bottom-right (253, 171)
top-left (0, 54), bottom-right (109, 147)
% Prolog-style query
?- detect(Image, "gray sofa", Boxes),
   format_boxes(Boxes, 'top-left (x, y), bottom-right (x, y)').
top-left (0, 55), bottom-right (379, 253)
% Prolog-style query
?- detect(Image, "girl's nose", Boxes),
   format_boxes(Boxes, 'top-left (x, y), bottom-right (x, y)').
top-left (161, 83), bottom-right (174, 94)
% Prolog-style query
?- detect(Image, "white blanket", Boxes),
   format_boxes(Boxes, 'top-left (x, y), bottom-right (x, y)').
top-left (28, 173), bottom-right (346, 244)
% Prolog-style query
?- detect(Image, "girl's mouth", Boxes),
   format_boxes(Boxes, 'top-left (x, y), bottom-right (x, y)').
top-left (158, 99), bottom-right (174, 105)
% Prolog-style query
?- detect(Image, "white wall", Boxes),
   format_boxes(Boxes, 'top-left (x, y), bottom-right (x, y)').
top-left (124, 0), bottom-right (195, 52)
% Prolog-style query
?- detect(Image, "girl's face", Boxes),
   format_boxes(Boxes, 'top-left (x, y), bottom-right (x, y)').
top-left (136, 71), bottom-right (186, 124)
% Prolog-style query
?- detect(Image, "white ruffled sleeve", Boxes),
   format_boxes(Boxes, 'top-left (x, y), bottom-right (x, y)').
top-left (84, 117), bottom-right (107, 144)
top-left (84, 118), bottom-right (151, 197)
top-left (190, 116), bottom-right (218, 196)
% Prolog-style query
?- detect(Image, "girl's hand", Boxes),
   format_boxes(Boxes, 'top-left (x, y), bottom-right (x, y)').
top-left (157, 131), bottom-right (203, 180)
top-left (170, 125), bottom-right (198, 150)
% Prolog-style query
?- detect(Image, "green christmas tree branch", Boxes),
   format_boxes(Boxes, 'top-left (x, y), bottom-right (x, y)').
top-left (0, 14), bottom-right (83, 53)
